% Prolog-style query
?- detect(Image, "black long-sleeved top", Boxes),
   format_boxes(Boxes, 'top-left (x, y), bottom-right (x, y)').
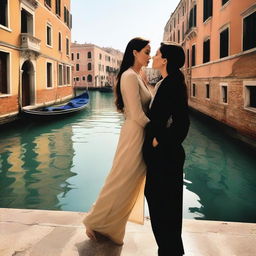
top-left (144, 75), bottom-right (190, 150)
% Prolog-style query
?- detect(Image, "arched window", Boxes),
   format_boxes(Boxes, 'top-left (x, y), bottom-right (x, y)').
top-left (88, 51), bottom-right (92, 58)
top-left (88, 63), bottom-right (92, 70)
top-left (87, 74), bottom-right (92, 82)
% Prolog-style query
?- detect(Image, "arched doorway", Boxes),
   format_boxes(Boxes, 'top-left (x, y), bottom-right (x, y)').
top-left (21, 60), bottom-right (34, 107)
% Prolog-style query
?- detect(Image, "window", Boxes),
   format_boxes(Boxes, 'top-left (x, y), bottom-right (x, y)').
top-left (66, 66), bottom-right (70, 84)
top-left (189, 5), bottom-right (197, 29)
top-left (66, 38), bottom-right (69, 55)
top-left (76, 77), bottom-right (79, 81)
top-left (182, 23), bottom-right (184, 41)
top-left (70, 14), bottom-right (72, 29)
top-left (88, 63), bottom-right (92, 70)
top-left (63, 64), bottom-right (66, 84)
top-left (222, 0), bottom-right (229, 5)
top-left (58, 32), bottom-right (62, 51)
top-left (220, 27), bottom-right (229, 58)
top-left (87, 75), bottom-right (92, 82)
top-left (76, 64), bottom-right (79, 71)
top-left (58, 64), bottom-right (63, 85)
top-left (77, 53), bottom-right (79, 59)
top-left (82, 76), bottom-right (85, 81)
top-left (71, 53), bottom-right (74, 60)
top-left (173, 32), bottom-right (175, 42)
top-left (192, 83), bottom-right (196, 97)
top-left (203, 39), bottom-right (210, 63)
top-left (178, 30), bottom-right (180, 43)
top-left (64, 6), bottom-right (67, 23)
top-left (206, 84), bottom-right (210, 99)
top-left (99, 53), bottom-right (102, 60)
top-left (245, 85), bottom-right (256, 108)
top-left (45, 0), bottom-right (51, 8)
top-left (46, 24), bottom-right (52, 46)
top-left (46, 62), bottom-right (52, 88)
top-left (66, 9), bottom-right (70, 27)
top-left (21, 9), bottom-right (34, 34)
top-left (0, 51), bottom-right (8, 94)
top-left (243, 11), bottom-right (256, 51)
top-left (203, 0), bottom-right (212, 22)
top-left (187, 49), bottom-right (190, 67)
top-left (55, 0), bottom-right (61, 16)
top-left (192, 45), bottom-right (196, 66)
top-left (0, 0), bottom-right (8, 27)
top-left (64, 6), bottom-right (70, 27)
top-left (88, 51), bottom-right (92, 58)
top-left (221, 85), bottom-right (228, 103)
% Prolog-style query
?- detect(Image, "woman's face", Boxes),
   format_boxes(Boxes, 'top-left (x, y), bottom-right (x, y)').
top-left (152, 49), bottom-right (166, 70)
top-left (134, 44), bottom-right (151, 67)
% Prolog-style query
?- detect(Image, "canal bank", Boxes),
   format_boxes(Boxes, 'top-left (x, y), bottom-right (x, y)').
top-left (0, 208), bottom-right (256, 256)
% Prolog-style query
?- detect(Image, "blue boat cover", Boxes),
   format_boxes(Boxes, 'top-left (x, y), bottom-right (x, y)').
top-left (42, 91), bottom-right (89, 111)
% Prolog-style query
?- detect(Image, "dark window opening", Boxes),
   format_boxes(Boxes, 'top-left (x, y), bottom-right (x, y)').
top-left (206, 84), bottom-right (210, 99)
top-left (0, 0), bottom-right (8, 27)
top-left (243, 11), bottom-right (256, 51)
top-left (220, 28), bottom-right (229, 58)
top-left (203, 39), bottom-right (210, 63)
top-left (192, 45), bottom-right (196, 66)
top-left (222, 86), bottom-right (228, 103)
top-left (0, 52), bottom-right (8, 94)
top-left (203, 0), bottom-right (212, 22)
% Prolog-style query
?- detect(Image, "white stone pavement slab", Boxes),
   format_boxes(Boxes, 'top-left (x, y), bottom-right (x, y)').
top-left (0, 208), bottom-right (256, 256)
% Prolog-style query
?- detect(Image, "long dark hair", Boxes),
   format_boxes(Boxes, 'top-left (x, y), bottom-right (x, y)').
top-left (115, 37), bottom-right (150, 112)
top-left (159, 42), bottom-right (187, 99)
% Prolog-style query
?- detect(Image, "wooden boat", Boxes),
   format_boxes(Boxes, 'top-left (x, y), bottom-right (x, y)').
top-left (22, 91), bottom-right (89, 117)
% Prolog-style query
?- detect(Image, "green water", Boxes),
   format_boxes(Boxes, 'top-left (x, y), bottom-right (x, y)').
top-left (0, 91), bottom-right (255, 222)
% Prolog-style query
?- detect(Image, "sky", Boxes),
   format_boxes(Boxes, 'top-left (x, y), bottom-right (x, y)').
top-left (71, 0), bottom-right (180, 55)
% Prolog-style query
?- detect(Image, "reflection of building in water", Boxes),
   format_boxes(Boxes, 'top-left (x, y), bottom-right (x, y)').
top-left (0, 124), bottom-right (76, 210)
top-left (183, 116), bottom-right (256, 222)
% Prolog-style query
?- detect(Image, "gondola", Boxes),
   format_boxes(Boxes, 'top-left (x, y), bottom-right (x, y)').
top-left (21, 91), bottom-right (89, 117)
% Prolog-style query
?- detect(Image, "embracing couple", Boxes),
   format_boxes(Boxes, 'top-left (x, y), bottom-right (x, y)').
top-left (83, 37), bottom-right (190, 256)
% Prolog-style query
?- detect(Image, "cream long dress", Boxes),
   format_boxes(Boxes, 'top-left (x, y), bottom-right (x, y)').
top-left (83, 68), bottom-right (152, 245)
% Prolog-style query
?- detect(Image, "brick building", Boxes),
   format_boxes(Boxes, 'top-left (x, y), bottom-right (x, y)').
top-left (164, 0), bottom-right (256, 142)
top-left (0, 0), bottom-right (73, 124)
top-left (71, 43), bottom-right (123, 89)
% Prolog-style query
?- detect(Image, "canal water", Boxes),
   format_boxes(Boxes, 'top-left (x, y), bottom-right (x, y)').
top-left (0, 91), bottom-right (256, 223)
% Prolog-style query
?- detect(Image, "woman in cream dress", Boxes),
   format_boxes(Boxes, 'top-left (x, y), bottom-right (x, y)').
top-left (83, 37), bottom-right (152, 245)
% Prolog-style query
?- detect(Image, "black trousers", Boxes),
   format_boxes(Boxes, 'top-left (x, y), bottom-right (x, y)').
top-left (143, 144), bottom-right (185, 256)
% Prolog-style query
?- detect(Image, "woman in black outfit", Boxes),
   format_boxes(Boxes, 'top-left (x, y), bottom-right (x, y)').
top-left (143, 42), bottom-right (190, 256)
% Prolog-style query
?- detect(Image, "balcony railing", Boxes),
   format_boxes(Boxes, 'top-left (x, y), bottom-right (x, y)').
top-left (185, 27), bottom-right (197, 40)
top-left (20, 33), bottom-right (41, 53)
top-left (20, 0), bottom-right (39, 10)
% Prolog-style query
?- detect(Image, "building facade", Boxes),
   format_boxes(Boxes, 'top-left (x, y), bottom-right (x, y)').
top-left (0, 0), bottom-right (73, 124)
top-left (71, 43), bottom-right (123, 89)
top-left (164, 0), bottom-right (256, 141)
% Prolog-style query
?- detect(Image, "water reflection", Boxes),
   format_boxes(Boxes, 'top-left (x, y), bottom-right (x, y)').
top-left (183, 115), bottom-right (256, 222)
top-left (0, 119), bottom-right (76, 210)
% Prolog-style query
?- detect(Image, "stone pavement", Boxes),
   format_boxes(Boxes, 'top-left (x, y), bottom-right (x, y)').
top-left (0, 208), bottom-right (256, 256)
